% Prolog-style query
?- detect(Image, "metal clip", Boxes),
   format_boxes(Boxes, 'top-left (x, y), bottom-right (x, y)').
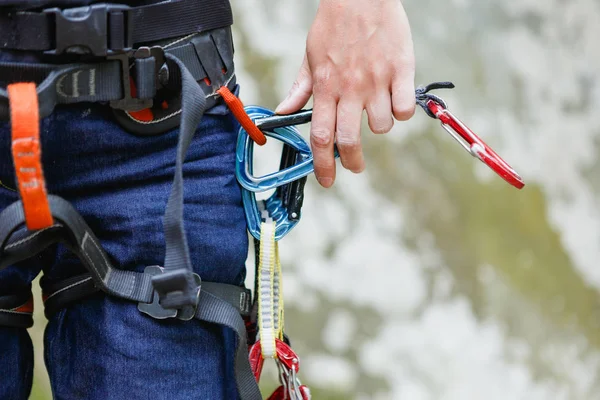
top-left (237, 106), bottom-right (340, 241)
top-left (249, 338), bottom-right (311, 400)
top-left (416, 82), bottom-right (525, 189)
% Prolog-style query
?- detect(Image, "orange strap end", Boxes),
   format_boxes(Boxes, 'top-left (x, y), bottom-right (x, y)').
top-left (217, 87), bottom-right (267, 146)
top-left (8, 82), bottom-right (54, 230)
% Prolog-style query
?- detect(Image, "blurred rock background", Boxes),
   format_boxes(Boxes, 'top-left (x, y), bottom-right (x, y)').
top-left (29, 0), bottom-right (600, 398)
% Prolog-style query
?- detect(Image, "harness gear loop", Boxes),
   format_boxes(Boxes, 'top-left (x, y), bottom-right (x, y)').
top-left (415, 82), bottom-right (525, 189)
top-left (8, 83), bottom-right (54, 230)
top-left (218, 86), bottom-right (267, 145)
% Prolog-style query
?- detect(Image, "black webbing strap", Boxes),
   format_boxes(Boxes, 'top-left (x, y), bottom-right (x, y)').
top-left (0, 30), bottom-right (235, 120)
top-left (142, 52), bottom-right (261, 399)
top-left (43, 273), bottom-right (96, 319)
top-left (0, 196), bottom-right (262, 399)
top-left (0, 196), bottom-right (154, 303)
top-left (2, 223), bottom-right (64, 268)
top-left (155, 53), bottom-right (206, 313)
top-left (42, 272), bottom-right (252, 321)
top-left (0, 291), bottom-right (34, 328)
top-left (0, 0), bottom-right (233, 54)
top-left (0, 61), bottom-right (123, 118)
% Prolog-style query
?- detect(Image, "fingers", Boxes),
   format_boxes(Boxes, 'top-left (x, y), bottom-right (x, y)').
top-left (366, 89), bottom-right (394, 134)
top-left (310, 94), bottom-right (337, 188)
top-left (276, 55), bottom-right (313, 114)
top-left (336, 98), bottom-right (365, 173)
top-left (391, 62), bottom-right (416, 121)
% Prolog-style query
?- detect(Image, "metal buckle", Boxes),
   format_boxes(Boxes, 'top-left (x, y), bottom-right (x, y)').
top-left (43, 4), bottom-right (132, 56)
top-left (138, 266), bottom-right (201, 321)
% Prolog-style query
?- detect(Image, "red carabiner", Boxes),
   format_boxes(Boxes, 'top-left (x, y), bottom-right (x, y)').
top-left (249, 339), bottom-right (301, 381)
top-left (426, 99), bottom-right (524, 189)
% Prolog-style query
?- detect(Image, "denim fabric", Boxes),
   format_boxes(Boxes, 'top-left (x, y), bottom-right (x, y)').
top-left (0, 97), bottom-right (248, 397)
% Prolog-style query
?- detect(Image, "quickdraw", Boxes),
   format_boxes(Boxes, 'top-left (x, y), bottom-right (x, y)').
top-left (247, 219), bottom-right (311, 399)
top-left (236, 81), bottom-right (525, 398)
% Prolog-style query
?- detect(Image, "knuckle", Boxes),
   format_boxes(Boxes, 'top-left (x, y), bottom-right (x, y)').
top-left (370, 63), bottom-right (389, 80)
top-left (342, 70), bottom-right (366, 90)
top-left (314, 67), bottom-right (333, 87)
top-left (336, 132), bottom-right (361, 150)
top-left (311, 128), bottom-right (333, 148)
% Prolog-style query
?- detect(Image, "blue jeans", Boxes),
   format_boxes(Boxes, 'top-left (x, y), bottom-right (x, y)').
top-left (0, 94), bottom-right (248, 397)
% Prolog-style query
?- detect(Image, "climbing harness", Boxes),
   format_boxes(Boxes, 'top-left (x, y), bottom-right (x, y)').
top-left (0, 1), bottom-right (264, 399)
top-left (0, 2), bottom-right (524, 398)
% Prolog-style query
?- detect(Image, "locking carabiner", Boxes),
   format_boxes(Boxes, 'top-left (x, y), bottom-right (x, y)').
top-left (236, 106), bottom-right (339, 241)
top-left (416, 82), bottom-right (525, 189)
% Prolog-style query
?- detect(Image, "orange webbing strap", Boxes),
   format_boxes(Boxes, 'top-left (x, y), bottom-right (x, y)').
top-left (8, 83), bottom-right (54, 230)
top-left (217, 86), bottom-right (267, 145)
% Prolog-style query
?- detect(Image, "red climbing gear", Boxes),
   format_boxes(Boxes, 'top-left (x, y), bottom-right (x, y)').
top-left (426, 99), bottom-right (525, 189)
top-left (249, 339), bottom-right (311, 400)
top-left (416, 81), bottom-right (525, 189)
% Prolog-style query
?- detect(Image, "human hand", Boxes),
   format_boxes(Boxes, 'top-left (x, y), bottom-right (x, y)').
top-left (276, 0), bottom-right (416, 188)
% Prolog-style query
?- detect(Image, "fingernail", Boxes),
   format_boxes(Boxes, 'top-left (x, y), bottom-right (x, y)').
top-left (318, 177), bottom-right (333, 187)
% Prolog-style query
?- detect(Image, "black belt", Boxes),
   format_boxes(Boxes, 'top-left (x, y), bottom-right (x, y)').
top-left (0, 25), bottom-right (237, 134)
top-left (0, 0), bottom-right (234, 56)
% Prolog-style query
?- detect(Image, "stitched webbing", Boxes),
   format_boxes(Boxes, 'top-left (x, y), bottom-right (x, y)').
top-left (155, 53), bottom-right (263, 399)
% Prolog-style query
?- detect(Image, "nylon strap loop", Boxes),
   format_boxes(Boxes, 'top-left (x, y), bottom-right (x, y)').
top-left (8, 83), bottom-right (53, 231)
top-left (258, 218), bottom-right (284, 359)
top-left (218, 86), bottom-right (267, 145)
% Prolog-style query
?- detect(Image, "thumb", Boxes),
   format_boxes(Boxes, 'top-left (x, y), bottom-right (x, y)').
top-left (276, 55), bottom-right (313, 114)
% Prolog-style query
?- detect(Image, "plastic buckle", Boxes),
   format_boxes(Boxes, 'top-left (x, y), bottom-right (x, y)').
top-left (138, 266), bottom-right (201, 321)
top-left (107, 46), bottom-right (166, 111)
top-left (43, 4), bottom-right (132, 56)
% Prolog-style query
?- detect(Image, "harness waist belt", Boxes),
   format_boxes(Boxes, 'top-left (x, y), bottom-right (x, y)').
top-left (0, 26), bottom-right (237, 134)
top-left (0, 0), bottom-right (234, 56)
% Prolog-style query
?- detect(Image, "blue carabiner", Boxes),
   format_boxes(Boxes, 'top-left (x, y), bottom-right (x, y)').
top-left (236, 106), bottom-right (338, 241)
top-left (236, 107), bottom-right (316, 193)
